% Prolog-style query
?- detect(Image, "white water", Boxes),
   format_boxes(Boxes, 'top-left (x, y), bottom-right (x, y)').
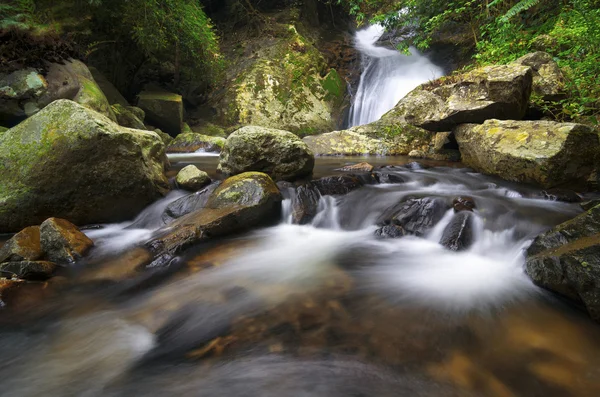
top-left (349, 25), bottom-right (444, 126)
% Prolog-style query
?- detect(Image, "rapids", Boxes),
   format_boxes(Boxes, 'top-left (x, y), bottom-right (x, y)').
top-left (1, 156), bottom-right (600, 397)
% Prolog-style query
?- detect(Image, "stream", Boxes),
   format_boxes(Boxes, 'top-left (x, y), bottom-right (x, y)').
top-left (1, 155), bottom-right (600, 397)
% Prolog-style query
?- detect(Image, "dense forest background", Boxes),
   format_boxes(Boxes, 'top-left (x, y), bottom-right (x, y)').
top-left (1, 0), bottom-right (599, 122)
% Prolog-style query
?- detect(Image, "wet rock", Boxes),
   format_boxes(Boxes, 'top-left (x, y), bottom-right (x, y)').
top-left (0, 226), bottom-right (42, 263)
top-left (0, 100), bottom-right (170, 232)
top-left (40, 218), bottom-right (94, 265)
top-left (541, 188), bottom-right (581, 203)
top-left (312, 175), bottom-right (364, 196)
top-left (161, 182), bottom-right (221, 224)
top-left (452, 196), bottom-right (476, 212)
top-left (111, 103), bottom-right (146, 130)
top-left (176, 165), bottom-right (211, 191)
top-left (526, 204), bottom-right (600, 321)
top-left (0, 261), bottom-right (56, 280)
top-left (79, 247), bottom-right (153, 283)
top-left (378, 197), bottom-right (449, 236)
top-left (137, 90), bottom-right (183, 136)
top-left (291, 183), bottom-right (321, 225)
top-left (149, 172), bottom-right (282, 256)
top-left (338, 162), bottom-right (374, 172)
top-left (374, 172), bottom-right (405, 184)
top-left (440, 212), bottom-right (475, 251)
top-left (166, 132), bottom-right (225, 153)
top-left (388, 64), bottom-right (533, 132)
top-left (374, 224), bottom-right (406, 239)
top-left (455, 119), bottom-right (599, 188)
top-left (581, 199), bottom-right (600, 212)
top-left (219, 126), bottom-right (314, 181)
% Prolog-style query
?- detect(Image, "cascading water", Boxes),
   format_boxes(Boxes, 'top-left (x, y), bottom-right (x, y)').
top-left (348, 25), bottom-right (444, 127)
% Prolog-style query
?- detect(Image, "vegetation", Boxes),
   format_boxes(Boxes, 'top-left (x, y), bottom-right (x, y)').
top-left (337, 0), bottom-right (600, 121)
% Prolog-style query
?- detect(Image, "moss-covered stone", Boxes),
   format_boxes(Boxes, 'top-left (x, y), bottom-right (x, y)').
top-left (166, 132), bottom-right (225, 153)
top-left (0, 126), bottom-right (7, 134)
top-left (153, 129), bottom-right (174, 146)
top-left (511, 52), bottom-right (565, 102)
top-left (112, 103), bottom-right (146, 130)
top-left (88, 66), bottom-right (129, 106)
top-left (454, 119), bottom-right (599, 188)
top-left (176, 165), bottom-right (211, 191)
top-left (137, 90), bottom-right (183, 136)
top-left (212, 24), bottom-right (347, 136)
top-left (0, 99), bottom-right (170, 233)
top-left (526, 204), bottom-right (600, 322)
top-left (219, 126), bottom-right (314, 181)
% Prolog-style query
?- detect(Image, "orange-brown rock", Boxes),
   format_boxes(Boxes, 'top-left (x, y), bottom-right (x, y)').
top-left (40, 218), bottom-right (94, 265)
top-left (0, 226), bottom-right (42, 263)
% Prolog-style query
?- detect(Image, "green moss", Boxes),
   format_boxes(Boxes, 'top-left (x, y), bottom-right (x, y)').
top-left (322, 69), bottom-right (344, 99)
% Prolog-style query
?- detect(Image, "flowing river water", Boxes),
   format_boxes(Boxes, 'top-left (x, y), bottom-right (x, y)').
top-left (1, 154), bottom-right (600, 397)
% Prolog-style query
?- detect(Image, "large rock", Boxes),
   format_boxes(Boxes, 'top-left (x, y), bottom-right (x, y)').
top-left (40, 218), bottom-right (94, 265)
top-left (455, 119), bottom-right (599, 188)
top-left (526, 205), bottom-right (600, 321)
top-left (219, 126), bottom-right (314, 181)
top-left (291, 183), bottom-right (321, 225)
top-left (0, 100), bottom-right (170, 232)
top-left (385, 64), bottom-right (532, 132)
top-left (511, 52), bottom-right (565, 101)
top-left (0, 68), bottom-right (48, 125)
top-left (0, 226), bottom-right (42, 263)
top-left (210, 24), bottom-right (346, 136)
top-left (149, 172), bottom-right (282, 256)
top-left (439, 212), bottom-right (475, 251)
top-left (166, 132), bottom-right (225, 153)
top-left (176, 165), bottom-right (211, 191)
top-left (137, 90), bottom-right (183, 136)
top-left (376, 197), bottom-right (450, 237)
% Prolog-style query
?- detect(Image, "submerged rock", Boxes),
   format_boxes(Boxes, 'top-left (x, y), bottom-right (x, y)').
top-left (526, 205), bottom-right (600, 321)
top-left (0, 261), bottom-right (56, 280)
top-left (176, 165), bottom-right (211, 191)
top-left (374, 171), bottom-right (405, 184)
top-left (374, 224), bottom-right (406, 239)
top-left (455, 119), bottom-right (599, 188)
top-left (219, 126), bottom-right (314, 181)
top-left (440, 212), bottom-right (475, 251)
top-left (452, 196), bottom-right (476, 212)
top-left (166, 132), bottom-right (225, 153)
top-left (137, 90), bottom-right (183, 136)
top-left (0, 100), bottom-right (170, 232)
top-left (378, 197), bottom-right (449, 236)
top-left (291, 183), bottom-right (321, 225)
top-left (149, 172), bottom-right (282, 256)
top-left (0, 226), bottom-right (42, 263)
top-left (161, 182), bottom-right (221, 225)
top-left (541, 188), bottom-right (581, 203)
top-left (40, 218), bottom-right (94, 265)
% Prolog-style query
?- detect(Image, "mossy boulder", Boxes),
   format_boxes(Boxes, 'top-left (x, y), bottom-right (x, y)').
top-left (454, 119), bottom-right (599, 188)
top-left (0, 99), bottom-right (170, 233)
top-left (112, 103), bottom-right (146, 130)
top-left (176, 165), bottom-right (211, 191)
top-left (166, 132), bottom-right (225, 153)
top-left (212, 25), bottom-right (346, 136)
top-left (386, 64), bottom-right (532, 132)
top-left (137, 90), bottom-right (183, 136)
top-left (153, 129), bottom-right (173, 146)
top-left (149, 172), bottom-right (282, 256)
top-left (0, 126), bottom-right (8, 134)
top-left (511, 52), bottom-right (565, 102)
top-left (526, 204), bottom-right (600, 322)
top-left (219, 126), bottom-right (314, 181)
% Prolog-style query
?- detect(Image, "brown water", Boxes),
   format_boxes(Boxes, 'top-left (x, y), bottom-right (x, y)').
top-left (1, 156), bottom-right (599, 397)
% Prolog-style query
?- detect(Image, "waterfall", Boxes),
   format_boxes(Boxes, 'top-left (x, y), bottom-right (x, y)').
top-left (348, 25), bottom-right (444, 127)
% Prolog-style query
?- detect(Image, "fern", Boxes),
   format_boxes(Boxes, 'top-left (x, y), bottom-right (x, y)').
top-left (492, 0), bottom-right (542, 21)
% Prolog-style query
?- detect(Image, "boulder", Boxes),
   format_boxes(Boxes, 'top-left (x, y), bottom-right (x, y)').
top-left (39, 59), bottom-right (117, 121)
top-left (377, 197), bottom-right (449, 237)
top-left (219, 126), bottom-right (314, 181)
top-left (0, 100), bottom-right (170, 232)
top-left (385, 64), bottom-right (532, 132)
top-left (0, 68), bottom-right (48, 125)
top-left (176, 165), bottom-right (211, 191)
top-left (111, 103), bottom-right (146, 130)
top-left (454, 119), bottom-right (599, 188)
top-left (161, 182), bottom-right (221, 225)
top-left (439, 212), bottom-right (475, 251)
top-left (88, 66), bottom-right (129, 106)
top-left (291, 183), bottom-right (321, 225)
top-left (374, 224), bottom-right (406, 239)
top-left (526, 205), bottom-right (600, 321)
top-left (166, 132), bottom-right (225, 153)
top-left (511, 52), bottom-right (565, 101)
top-left (0, 261), bottom-right (56, 280)
top-left (137, 90), bottom-right (183, 136)
top-left (40, 218), bottom-right (94, 265)
top-left (210, 24), bottom-right (346, 136)
top-left (0, 226), bottom-right (43, 263)
top-left (312, 175), bottom-right (364, 196)
top-left (149, 172), bottom-right (282, 256)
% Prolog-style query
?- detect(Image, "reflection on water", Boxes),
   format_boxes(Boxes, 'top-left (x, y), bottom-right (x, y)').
top-left (1, 158), bottom-right (600, 397)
